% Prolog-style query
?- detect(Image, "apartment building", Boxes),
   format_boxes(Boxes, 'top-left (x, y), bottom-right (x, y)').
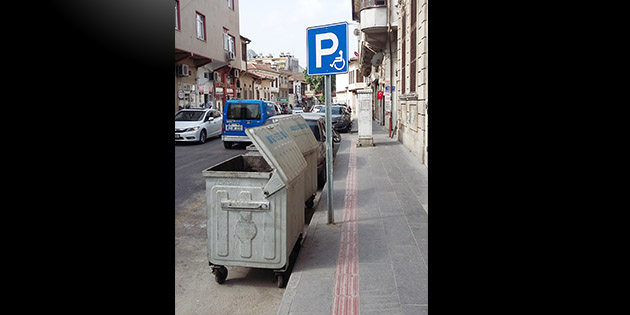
top-left (249, 53), bottom-right (302, 73)
top-left (351, 0), bottom-right (399, 130)
top-left (397, 0), bottom-right (428, 167)
top-left (247, 61), bottom-right (281, 101)
top-left (240, 71), bottom-right (273, 100)
top-left (352, 0), bottom-right (428, 167)
top-left (174, 0), bottom-right (248, 112)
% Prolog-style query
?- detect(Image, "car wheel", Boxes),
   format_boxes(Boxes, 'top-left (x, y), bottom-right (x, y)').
top-left (223, 141), bottom-right (232, 149)
top-left (199, 130), bottom-right (207, 144)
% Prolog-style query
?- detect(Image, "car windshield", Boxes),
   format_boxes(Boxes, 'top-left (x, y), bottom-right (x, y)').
top-left (306, 120), bottom-right (321, 141)
top-left (314, 107), bottom-right (342, 115)
top-left (175, 110), bottom-right (205, 121)
top-left (227, 102), bottom-right (261, 120)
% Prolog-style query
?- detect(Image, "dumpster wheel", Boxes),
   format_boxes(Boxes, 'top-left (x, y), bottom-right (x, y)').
top-left (212, 265), bottom-right (228, 284)
top-left (305, 195), bottom-right (315, 209)
top-left (276, 273), bottom-right (285, 288)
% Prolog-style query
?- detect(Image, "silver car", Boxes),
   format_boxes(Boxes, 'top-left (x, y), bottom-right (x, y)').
top-left (175, 109), bottom-right (222, 144)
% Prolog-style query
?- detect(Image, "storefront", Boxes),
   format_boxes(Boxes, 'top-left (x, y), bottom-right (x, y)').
top-left (213, 66), bottom-right (238, 112)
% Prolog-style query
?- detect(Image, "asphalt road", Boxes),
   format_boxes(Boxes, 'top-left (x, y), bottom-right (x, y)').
top-left (175, 136), bottom-right (249, 208)
top-left (175, 136), bottom-right (289, 315)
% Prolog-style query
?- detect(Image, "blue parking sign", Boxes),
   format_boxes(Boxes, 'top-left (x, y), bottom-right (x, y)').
top-left (307, 22), bottom-right (348, 76)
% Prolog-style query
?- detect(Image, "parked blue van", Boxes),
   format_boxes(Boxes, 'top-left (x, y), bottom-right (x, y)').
top-left (222, 99), bottom-right (277, 148)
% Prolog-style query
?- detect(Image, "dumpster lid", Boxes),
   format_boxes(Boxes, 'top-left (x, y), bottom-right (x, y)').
top-left (269, 115), bottom-right (319, 154)
top-left (246, 124), bottom-right (307, 184)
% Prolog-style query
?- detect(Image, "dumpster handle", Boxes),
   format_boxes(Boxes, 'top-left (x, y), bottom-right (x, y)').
top-left (220, 200), bottom-right (270, 210)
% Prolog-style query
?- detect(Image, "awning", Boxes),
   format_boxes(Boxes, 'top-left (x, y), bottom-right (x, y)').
top-left (359, 42), bottom-right (376, 77)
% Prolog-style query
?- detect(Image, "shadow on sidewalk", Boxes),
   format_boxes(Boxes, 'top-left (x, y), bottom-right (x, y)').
top-left (371, 140), bottom-right (402, 146)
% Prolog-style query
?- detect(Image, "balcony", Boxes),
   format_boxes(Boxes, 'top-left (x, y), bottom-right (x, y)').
top-left (358, 0), bottom-right (397, 35)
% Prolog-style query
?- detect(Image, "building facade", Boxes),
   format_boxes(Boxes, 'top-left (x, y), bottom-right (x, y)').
top-left (352, 0), bottom-right (428, 168)
top-left (396, 0), bottom-right (428, 167)
top-left (352, 0), bottom-right (399, 131)
top-left (174, 0), bottom-right (248, 112)
top-left (240, 71), bottom-right (273, 100)
top-left (249, 53), bottom-right (301, 73)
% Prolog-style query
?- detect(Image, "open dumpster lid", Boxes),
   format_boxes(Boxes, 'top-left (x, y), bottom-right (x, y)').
top-left (269, 115), bottom-right (319, 155)
top-left (246, 123), bottom-right (307, 184)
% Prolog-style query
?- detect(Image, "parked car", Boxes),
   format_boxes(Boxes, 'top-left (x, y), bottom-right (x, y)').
top-left (175, 108), bottom-right (222, 144)
top-left (263, 113), bottom-right (340, 188)
top-left (270, 101), bottom-right (282, 116)
top-left (292, 105), bottom-right (304, 114)
top-left (333, 103), bottom-right (352, 115)
top-left (278, 104), bottom-right (292, 114)
top-left (311, 105), bottom-right (353, 132)
top-left (222, 99), bottom-right (277, 148)
top-left (299, 113), bottom-right (341, 188)
top-left (310, 105), bottom-right (324, 113)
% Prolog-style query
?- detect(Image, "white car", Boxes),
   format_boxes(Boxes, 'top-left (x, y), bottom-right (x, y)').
top-left (311, 105), bottom-right (324, 113)
top-left (175, 109), bottom-right (222, 143)
top-left (292, 105), bottom-right (304, 114)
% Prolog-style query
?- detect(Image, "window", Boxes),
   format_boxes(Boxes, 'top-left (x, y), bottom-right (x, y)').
top-left (223, 33), bottom-right (235, 53)
top-left (196, 12), bottom-right (206, 40)
top-left (229, 35), bottom-right (235, 54)
top-left (175, 110), bottom-right (205, 121)
top-left (174, 1), bottom-right (180, 30)
top-left (401, 11), bottom-right (406, 93)
top-left (228, 0), bottom-right (234, 10)
top-left (410, 0), bottom-right (417, 93)
top-left (227, 103), bottom-right (261, 120)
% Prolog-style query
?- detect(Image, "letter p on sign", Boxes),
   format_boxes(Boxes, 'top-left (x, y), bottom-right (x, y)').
top-left (315, 33), bottom-right (338, 68)
top-left (307, 22), bottom-right (348, 76)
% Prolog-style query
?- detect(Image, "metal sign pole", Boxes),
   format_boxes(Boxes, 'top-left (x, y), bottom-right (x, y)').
top-left (325, 74), bottom-right (334, 224)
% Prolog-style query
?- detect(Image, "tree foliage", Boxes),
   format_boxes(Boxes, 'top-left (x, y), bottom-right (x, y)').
top-left (303, 68), bottom-right (336, 103)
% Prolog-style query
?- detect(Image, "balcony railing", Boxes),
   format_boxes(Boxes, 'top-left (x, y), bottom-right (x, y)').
top-left (361, 0), bottom-right (386, 8)
top-left (359, 0), bottom-right (397, 33)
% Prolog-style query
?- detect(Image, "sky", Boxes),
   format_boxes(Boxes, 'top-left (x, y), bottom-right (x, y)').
top-left (239, 0), bottom-right (359, 70)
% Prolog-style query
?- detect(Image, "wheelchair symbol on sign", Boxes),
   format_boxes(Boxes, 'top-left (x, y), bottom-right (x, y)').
top-left (330, 50), bottom-right (345, 70)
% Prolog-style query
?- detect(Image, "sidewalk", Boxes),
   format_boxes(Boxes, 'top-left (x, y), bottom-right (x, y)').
top-left (277, 121), bottom-right (428, 315)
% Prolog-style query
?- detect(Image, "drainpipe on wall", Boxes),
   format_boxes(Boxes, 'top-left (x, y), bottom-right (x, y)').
top-left (195, 70), bottom-right (199, 108)
top-left (387, 0), bottom-right (394, 137)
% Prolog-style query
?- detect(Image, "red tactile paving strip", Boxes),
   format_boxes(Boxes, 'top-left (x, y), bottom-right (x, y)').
top-left (332, 140), bottom-right (359, 315)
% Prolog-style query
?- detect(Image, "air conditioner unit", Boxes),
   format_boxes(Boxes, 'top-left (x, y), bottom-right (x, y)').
top-left (176, 64), bottom-right (189, 77)
top-left (213, 72), bottom-right (220, 81)
top-left (226, 51), bottom-right (235, 61)
top-left (232, 69), bottom-right (240, 78)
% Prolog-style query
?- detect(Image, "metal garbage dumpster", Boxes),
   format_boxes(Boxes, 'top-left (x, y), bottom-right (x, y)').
top-left (202, 123), bottom-right (306, 288)
top-left (266, 115), bottom-right (319, 208)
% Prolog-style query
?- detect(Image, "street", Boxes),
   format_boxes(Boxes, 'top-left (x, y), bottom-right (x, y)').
top-left (175, 135), bottom-right (284, 315)
top-left (175, 137), bottom-right (249, 209)
top-left (175, 134), bottom-right (329, 315)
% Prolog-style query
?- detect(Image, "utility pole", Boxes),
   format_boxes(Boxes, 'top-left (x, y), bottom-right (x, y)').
top-left (325, 74), bottom-right (334, 224)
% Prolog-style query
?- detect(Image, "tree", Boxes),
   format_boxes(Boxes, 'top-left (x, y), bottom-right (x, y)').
top-left (303, 68), bottom-right (335, 103)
